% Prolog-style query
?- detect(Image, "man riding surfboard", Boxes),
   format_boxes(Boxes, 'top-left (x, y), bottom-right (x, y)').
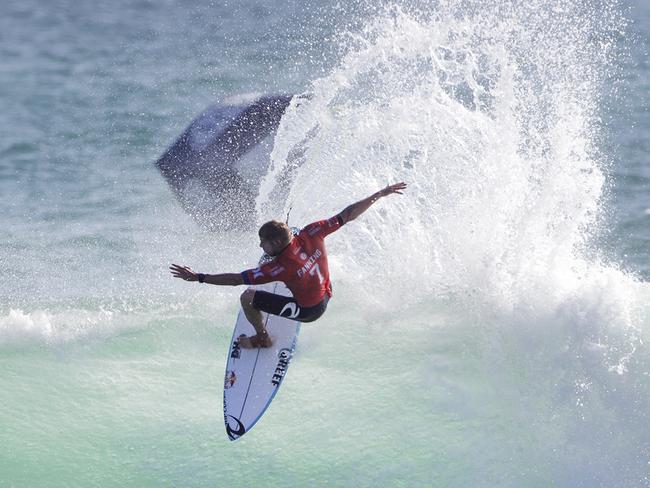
top-left (170, 182), bottom-right (406, 348)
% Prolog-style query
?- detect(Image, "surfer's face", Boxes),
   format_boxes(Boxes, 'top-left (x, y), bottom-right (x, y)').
top-left (260, 237), bottom-right (281, 256)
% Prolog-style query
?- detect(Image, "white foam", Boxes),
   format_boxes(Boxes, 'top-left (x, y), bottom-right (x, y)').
top-left (0, 308), bottom-right (119, 346)
top-left (257, 3), bottom-right (645, 367)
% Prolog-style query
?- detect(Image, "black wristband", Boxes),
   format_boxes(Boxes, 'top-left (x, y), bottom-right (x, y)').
top-left (197, 273), bottom-right (206, 283)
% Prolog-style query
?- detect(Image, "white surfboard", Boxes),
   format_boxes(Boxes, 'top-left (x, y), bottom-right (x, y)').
top-left (223, 280), bottom-right (300, 441)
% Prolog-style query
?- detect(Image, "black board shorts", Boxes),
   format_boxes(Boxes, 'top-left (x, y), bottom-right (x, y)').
top-left (252, 290), bottom-right (329, 323)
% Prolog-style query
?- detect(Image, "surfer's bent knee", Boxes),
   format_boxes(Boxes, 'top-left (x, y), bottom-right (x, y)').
top-left (240, 289), bottom-right (256, 307)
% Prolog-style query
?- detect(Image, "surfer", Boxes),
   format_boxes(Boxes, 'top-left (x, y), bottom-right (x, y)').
top-left (170, 182), bottom-right (406, 348)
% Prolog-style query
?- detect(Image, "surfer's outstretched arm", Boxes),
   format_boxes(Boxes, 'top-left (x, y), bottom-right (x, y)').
top-left (338, 182), bottom-right (407, 224)
top-left (169, 264), bottom-right (244, 286)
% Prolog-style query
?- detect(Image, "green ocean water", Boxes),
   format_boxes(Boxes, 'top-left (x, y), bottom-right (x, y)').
top-left (1, 0), bottom-right (649, 487)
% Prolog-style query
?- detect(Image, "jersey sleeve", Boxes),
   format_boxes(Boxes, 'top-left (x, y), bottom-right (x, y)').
top-left (241, 260), bottom-right (287, 285)
top-left (301, 214), bottom-right (344, 239)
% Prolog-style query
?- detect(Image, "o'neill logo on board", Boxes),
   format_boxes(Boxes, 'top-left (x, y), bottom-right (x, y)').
top-left (271, 348), bottom-right (292, 387)
top-left (225, 415), bottom-right (246, 440)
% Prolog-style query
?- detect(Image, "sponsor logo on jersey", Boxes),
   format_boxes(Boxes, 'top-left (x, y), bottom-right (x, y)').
top-left (252, 267), bottom-right (264, 280)
top-left (270, 265), bottom-right (285, 277)
top-left (296, 249), bottom-right (323, 277)
top-left (271, 348), bottom-right (293, 386)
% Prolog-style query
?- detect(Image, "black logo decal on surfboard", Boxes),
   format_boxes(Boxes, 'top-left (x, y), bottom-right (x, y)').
top-left (230, 340), bottom-right (241, 359)
top-left (271, 348), bottom-right (292, 387)
top-left (225, 415), bottom-right (246, 440)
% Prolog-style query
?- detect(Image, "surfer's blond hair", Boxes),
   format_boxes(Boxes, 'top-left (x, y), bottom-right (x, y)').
top-left (258, 220), bottom-right (292, 244)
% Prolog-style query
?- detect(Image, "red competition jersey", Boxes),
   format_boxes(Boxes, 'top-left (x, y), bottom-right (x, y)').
top-left (241, 215), bottom-right (344, 307)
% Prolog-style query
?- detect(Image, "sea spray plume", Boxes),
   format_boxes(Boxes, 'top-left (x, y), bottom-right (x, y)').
top-left (255, 3), bottom-right (648, 482)
top-left (258, 4), bottom-right (623, 286)
top-left (257, 0), bottom-right (643, 359)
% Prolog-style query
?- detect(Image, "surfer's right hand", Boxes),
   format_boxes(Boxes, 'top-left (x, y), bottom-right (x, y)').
top-left (170, 264), bottom-right (198, 281)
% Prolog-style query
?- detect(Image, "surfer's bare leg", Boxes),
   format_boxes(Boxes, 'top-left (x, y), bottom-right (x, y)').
top-left (239, 289), bottom-right (272, 348)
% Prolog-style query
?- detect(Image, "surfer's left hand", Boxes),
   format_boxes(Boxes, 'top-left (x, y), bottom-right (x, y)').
top-left (379, 182), bottom-right (407, 196)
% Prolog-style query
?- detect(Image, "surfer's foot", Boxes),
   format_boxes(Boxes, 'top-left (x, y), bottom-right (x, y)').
top-left (238, 332), bottom-right (273, 349)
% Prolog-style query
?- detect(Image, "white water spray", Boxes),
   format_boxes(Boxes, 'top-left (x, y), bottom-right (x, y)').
top-left (257, 2), bottom-right (645, 368)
